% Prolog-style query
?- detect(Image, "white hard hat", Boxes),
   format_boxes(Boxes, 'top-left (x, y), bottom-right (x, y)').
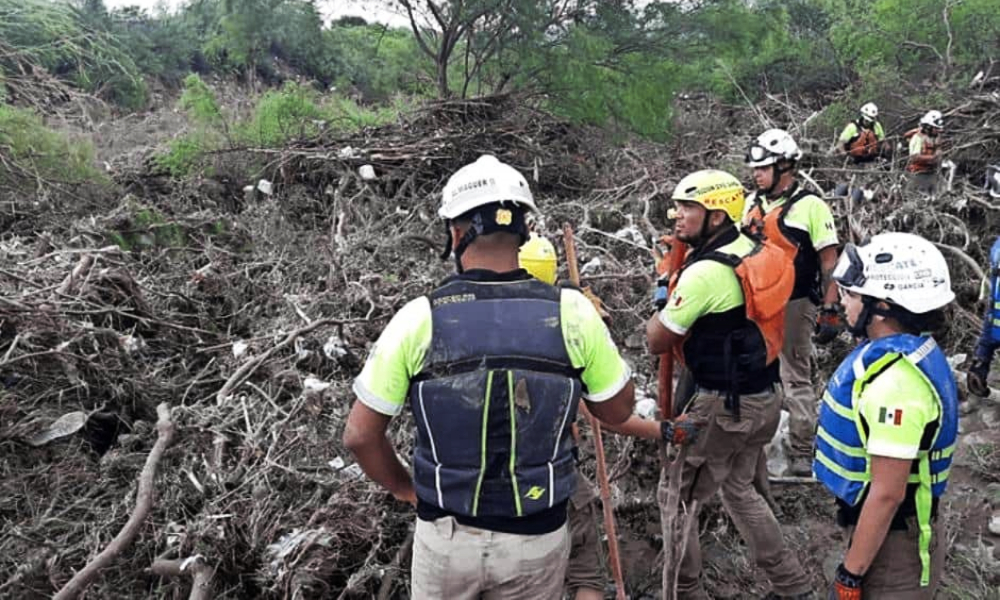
top-left (439, 155), bottom-right (537, 220)
top-left (860, 102), bottom-right (878, 119)
top-left (920, 110), bottom-right (944, 129)
top-left (745, 129), bottom-right (802, 167)
top-left (833, 232), bottom-right (954, 314)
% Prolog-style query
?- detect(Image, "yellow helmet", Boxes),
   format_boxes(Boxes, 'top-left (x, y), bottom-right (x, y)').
top-left (671, 169), bottom-right (745, 223)
top-left (519, 233), bottom-right (558, 284)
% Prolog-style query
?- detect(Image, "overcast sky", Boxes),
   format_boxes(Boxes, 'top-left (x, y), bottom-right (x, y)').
top-left (103, 0), bottom-right (410, 26)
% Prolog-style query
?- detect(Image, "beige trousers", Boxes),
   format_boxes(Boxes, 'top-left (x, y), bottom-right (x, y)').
top-left (842, 518), bottom-right (944, 599)
top-left (411, 516), bottom-right (570, 600)
top-left (658, 388), bottom-right (812, 599)
top-left (781, 296), bottom-right (818, 457)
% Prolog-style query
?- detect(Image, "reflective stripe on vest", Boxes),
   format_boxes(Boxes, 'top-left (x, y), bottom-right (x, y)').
top-left (408, 277), bottom-right (582, 519)
top-left (990, 237), bottom-right (1000, 342)
top-left (814, 334), bottom-right (958, 586)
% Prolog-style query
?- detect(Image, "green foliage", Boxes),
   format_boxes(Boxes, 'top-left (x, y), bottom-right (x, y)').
top-left (0, 104), bottom-right (101, 185)
top-left (324, 24), bottom-right (432, 101)
top-left (0, 0), bottom-right (146, 107)
top-left (179, 74), bottom-right (223, 127)
top-left (237, 82), bottom-right (324, 146)
top-left (156, 135), bottom-right (208, 177)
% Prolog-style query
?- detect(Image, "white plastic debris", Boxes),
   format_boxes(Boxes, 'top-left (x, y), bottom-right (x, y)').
top-left (323, 335), bottom-right (348, 360)
top-left (257, 179), bottom-right (273, 195)
top-left (25, 411), bottom-right (89, 446)
top-left (329, 456), bottom-right (346, 470)
top-left (338, 146), bottom-right (356, 159)
top-left (232, 340), bottom-right (249, 359)
top-left (118, 334), bottom-right (146, 354)
top-left (989, 511), bottom-right (1000, 536)
top-left (358, 164), bottom-right (376, 180)
top-left (613, 225), bottom-right (645, 246)
top-left (342, 464), bottom-right (363, 479)
top-left (947, 353), bottom-right (967, 369)
top-left (304, 377), bottom-right (332, 393)
top-left (579, 256), bottom-right (602, 276)
top-left (634, 397), bottom-right (658, 420)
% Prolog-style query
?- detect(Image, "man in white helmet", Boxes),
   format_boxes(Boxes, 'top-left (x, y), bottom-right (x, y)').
top-left (816, 233), bottom-right (957, 599)
top-left (837, 102), bottom-right (886, 164)
top-left (744, 128), bottom-right (842, 477)
top-left (343, 155), bottom-right (635, 599)
top-left (905, 110), bottom-right (944, 195)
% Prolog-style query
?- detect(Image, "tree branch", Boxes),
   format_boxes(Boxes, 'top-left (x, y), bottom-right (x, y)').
top-left (53, 403), bottom-right (176, 600)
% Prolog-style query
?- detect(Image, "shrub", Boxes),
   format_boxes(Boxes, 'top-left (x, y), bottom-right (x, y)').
top-left (0, 104), bottom-right (101, 186)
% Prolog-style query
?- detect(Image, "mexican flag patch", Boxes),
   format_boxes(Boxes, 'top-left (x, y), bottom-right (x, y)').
top-left (878, 407), bottom-right (904, 426)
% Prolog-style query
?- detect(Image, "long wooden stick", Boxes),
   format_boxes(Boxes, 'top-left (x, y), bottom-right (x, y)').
top-left (54, 403), bottom-right (176, 600)
top-left (562, 223), bottom-right (626, 600)
top-left (656, 236), bottom-right (687, 420)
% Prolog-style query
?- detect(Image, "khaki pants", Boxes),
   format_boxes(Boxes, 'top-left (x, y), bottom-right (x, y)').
top-left (781, 297), bottom-right (818, 458)
top-left (411, 516), bottom-right (570, 600)
top-left (566, 470), bottom-right (604, 594)
top-left (906, 171), bottom-right (938, 197)
top-left (658, 388), bottom-right (811, 599)
top-left (842, 518), bottom-right (943, 599)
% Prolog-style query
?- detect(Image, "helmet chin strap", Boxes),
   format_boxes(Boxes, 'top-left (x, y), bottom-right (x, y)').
top-left (760, 162), bottom-right (795, 197)
top-left (848, 296), bottom-right (895, 338)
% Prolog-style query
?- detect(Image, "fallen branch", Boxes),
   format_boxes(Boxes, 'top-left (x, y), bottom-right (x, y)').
top-left (149, 556), bottom-right (215, 600)
top-left (215, 318), bottom-right (346, 406)
top-left (375, 530), bottom-right (414, 600)
top-left (53, 403), bottom-right (176, 600)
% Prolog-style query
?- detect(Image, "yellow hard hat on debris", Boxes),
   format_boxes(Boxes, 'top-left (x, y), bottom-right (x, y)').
top-left (519, 233), bottom-right (558, 284)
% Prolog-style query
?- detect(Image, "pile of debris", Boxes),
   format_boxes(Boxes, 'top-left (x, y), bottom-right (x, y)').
top-left (2, 90), bottom-right (999, 599)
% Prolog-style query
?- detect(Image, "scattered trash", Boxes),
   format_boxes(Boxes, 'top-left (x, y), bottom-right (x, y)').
top-left (358, 165), bottom-right (376, 180)
top-left (579, 256), bottom-right (602, 276)
top-left (25, 411), bottom-right (89, 447)
top-left (323, 335), bottom-right (348, 360)
top-left (232, 340), bottom-right (249, 358)
top-left (257, 179), bottom-right (273, 195)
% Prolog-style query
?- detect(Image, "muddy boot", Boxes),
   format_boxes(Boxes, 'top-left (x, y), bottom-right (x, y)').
top-left (786, 454), bottom-right (812, 477)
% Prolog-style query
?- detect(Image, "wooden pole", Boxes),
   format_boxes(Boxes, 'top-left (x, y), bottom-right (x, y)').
top-left (562, 223), bottom-right (627, 600)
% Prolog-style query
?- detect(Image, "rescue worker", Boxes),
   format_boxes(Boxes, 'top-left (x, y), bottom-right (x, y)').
top-left (519, 232), bottom-right (686, 600)
top-left (648, 169), bottom-right (813, 600)
top-left (343, 155), bottom-right (635, 600)
top-left (967, 234), bottom-right (1000, 398)
top-left (817, 232), bottom-right (957, 599)
top-left (905, 110), bottom-right (944, 196)
top-left (744, 129), bottom-right (841, 476)
top-left (519, 233), bottom-right (606, 600)
top-left (837, 102), bottom-right (886, 164)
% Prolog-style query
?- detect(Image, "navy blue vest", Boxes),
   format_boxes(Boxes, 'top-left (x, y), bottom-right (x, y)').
top-left (408, 276), bottom-right (582, 519)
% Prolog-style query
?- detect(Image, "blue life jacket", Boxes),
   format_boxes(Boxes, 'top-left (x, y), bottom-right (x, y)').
top-left (814, 334), bottom-right (958, 586)
top-left (989, 237), bottom-right (1000, 342)
top-left (408, 276), bottom-right (582, 519)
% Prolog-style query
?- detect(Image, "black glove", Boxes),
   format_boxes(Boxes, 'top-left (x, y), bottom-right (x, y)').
top-left (814, 304), bottom-right (844, 345)
top-left (968, 357), bottom-right (991, 397)
top-left (828, 563), bottom-right (862, 600)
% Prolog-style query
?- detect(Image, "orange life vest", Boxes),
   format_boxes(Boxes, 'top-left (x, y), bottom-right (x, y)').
top-left (848, 125), bottom-right (879, 160)
top-left (905, 128), bottom-right (938, 173)
top-left (665, 228), bottom-right (794, 415)
top-left (743, 186), bottom-right (822, 302)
